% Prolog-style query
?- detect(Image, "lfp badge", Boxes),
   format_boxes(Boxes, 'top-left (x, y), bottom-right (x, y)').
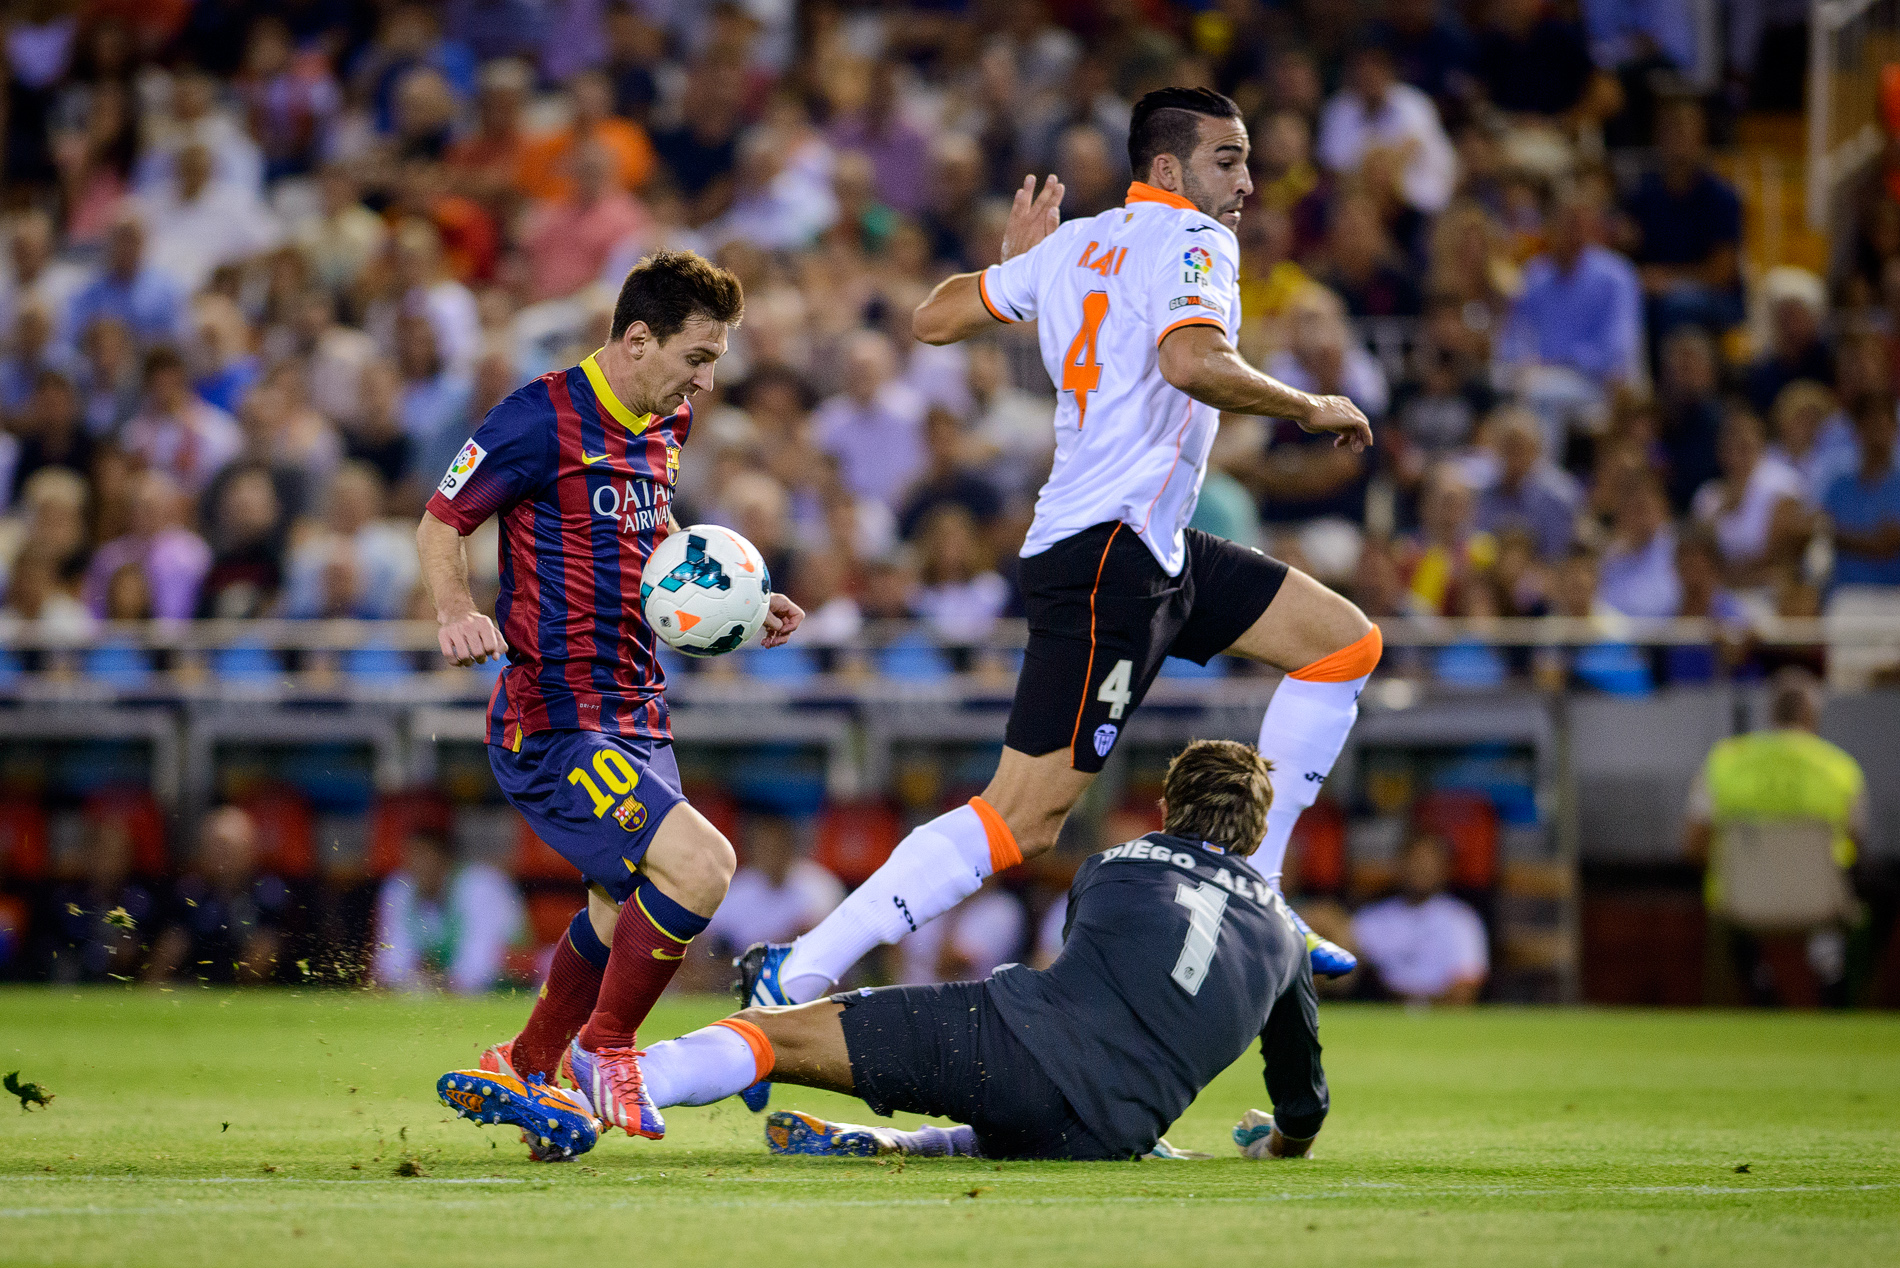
top-left (1182, 246), bottom-right (1212, 285)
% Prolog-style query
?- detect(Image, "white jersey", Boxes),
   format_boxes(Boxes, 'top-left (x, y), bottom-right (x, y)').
top-left (981, 182), bottom-right (1241, 576)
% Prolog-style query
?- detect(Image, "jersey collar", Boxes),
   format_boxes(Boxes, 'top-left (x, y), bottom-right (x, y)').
top-left (580, 350), bottom-right (654, 435)
top-left (1125, 181), bottom-right (1199, 212)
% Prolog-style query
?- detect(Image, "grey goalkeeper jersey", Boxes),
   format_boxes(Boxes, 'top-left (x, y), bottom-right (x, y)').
top-left (986, 833), bottom-right (1328, 1156)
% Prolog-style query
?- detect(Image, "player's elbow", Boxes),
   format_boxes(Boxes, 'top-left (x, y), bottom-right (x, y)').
top-left (1157, 332), bottom-right (1213, 395)
top-left (911, 298), bottom-right (956, 346)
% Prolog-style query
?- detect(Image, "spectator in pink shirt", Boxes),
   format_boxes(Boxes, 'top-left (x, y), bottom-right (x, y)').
top-left (82, 469), bottom-right (211, 620)
top-left (521, 140), bottom-right (647, 302)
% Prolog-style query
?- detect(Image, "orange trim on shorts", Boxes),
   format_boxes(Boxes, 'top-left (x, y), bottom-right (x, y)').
top-left (1066, 523), bottom-right (1123, 767)
top-left (1289, 625), bottom-right (1383, 682)
top-left (968, 796), bottom-right (1022, 873)
top-left (713, 1018), bottom-right (776, 1083)
top-left (976, 272), bottom-right (1014, 323)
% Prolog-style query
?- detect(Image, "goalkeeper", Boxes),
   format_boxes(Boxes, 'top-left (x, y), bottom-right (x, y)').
top-left (621, 739), bottom-right (1325, 1161)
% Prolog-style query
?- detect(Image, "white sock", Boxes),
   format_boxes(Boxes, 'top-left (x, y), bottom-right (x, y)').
top-left (640, 1023), bottom-right (763, 1108)
top-left (1254, 671), bottom-right (1371, 888)
top-left (779, 803), bottom-right (999, 1003)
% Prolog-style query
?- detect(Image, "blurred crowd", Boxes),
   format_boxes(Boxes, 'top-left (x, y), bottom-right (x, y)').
top-left (0, 0), bottom-right (1892, 705)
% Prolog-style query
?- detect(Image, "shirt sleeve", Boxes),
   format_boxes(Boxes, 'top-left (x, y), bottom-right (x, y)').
top-left (1260, 963), bottom-right (1329, 1141)
top-left (424, 387), bottom-right (555, 533)
top-left (979, 231), bottom-right (1055, 324)
top-left (1152, 220), bottom-right (1238, 347)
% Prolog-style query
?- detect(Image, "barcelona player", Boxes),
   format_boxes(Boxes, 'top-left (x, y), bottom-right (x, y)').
top-left (417, 250), bottom-right (804, 1158)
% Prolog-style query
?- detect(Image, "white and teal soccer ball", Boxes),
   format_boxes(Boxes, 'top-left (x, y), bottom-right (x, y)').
top-left (641, 524), bottom-right (772, 657)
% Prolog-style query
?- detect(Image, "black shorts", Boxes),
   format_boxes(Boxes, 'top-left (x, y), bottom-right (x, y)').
top-left (834, 980), bottom-right (1126, 1161)
top-left (1006, 523), bottom-right (1289, 772)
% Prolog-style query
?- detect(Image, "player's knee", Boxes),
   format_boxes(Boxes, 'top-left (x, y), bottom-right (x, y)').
top-left (644, 809), bottom-right (737, 909)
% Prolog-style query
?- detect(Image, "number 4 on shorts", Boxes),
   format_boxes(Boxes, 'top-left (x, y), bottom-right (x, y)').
top-left (1096, 658), bottom-right (1133, 720)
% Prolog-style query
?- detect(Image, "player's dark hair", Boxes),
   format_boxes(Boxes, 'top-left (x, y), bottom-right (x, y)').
top-left (610, 249), bottom-right (744, 343)
top-left (1161, 739), bottom-right (1273, 855)
top-left (1128, 87), bottom-right (1242, 182)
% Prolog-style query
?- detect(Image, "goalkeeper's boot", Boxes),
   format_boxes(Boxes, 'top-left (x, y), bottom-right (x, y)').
top-left (765, 1110), bottom-right (894, 1157)
top-left (1285, 905), bottom-right (1357, 977)
top-left (566, 1037), bottom-right (665, 1140)
top-left (732, 942), bottom-right (796, 1111)
top-left (437, 1069), bottom-right (599, 1162)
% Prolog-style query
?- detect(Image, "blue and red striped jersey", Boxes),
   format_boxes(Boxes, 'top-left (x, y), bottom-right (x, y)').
top-left (425, 353), bottom-right (690, 748)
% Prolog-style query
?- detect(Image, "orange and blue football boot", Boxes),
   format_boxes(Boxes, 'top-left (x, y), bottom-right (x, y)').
top-left (481, 1038), bottom-right (573, 1087)
top-left (764, 1111), bottom-right (893, 1157)
top-left (566, 1038), bottom-right (665, 1140)
top-left (437, 1069), bottom-right (599, 1162)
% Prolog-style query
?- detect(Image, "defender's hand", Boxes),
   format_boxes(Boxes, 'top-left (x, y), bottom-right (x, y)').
top-left (438, 611), bottom-right (507, 665)
top-left (1002, 174), bottom-right (1065, 262)
top-left (760, 593), bottom-right (804, 649)
top-left (1299, 395), bottom-right (1374, 453)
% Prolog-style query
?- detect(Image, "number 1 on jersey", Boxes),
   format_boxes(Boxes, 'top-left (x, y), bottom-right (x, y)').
top-left (1172, 880), bottom-right (1229, 996)
top-left (1061, 291), bottom-right (1109, 429)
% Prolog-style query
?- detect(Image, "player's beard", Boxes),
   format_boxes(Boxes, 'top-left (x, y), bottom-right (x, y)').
top-left (1180, 167), bottom-right (1242, 226)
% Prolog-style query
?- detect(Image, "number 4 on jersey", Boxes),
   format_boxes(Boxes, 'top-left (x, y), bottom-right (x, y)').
top-left (1061, 291), bottom-right (1109, 428)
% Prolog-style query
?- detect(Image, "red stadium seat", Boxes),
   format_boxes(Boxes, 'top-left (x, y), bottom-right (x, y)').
top-left (512, 818), bottom-right (579, 881)
top-left (84, 788), bottom-right (168, 876)
top-left (1411, 790), bottom-right (1499, 890)
top-left (0, 800), bottom-right (49, 880)
top-left (233, 787), bottom-right (315, 879)
top-left (813, 800), bottom-right (903, 887)
top-left (1287, 798), bottom-right (1347, 893)
top-left (524, 888), bottom-right (584, 948)
top-left (365, 792), bottom-right (455, 878)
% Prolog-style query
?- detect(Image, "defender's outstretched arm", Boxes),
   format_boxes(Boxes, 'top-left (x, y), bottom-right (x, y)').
top-left (913, 174), bottom-right (1064, 346)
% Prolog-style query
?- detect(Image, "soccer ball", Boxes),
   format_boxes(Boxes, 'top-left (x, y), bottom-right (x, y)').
top-left (641, 524), bottom-right (772, 657)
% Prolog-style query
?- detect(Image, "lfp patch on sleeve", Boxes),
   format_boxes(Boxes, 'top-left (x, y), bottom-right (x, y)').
top-left (437, 439), bottom-right (487, 500)
top-left (1182, 246), bottom-right (1212, 285)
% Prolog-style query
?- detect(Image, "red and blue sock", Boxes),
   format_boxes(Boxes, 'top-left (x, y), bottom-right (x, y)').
top-left (577, 878), bottom-right (711, 1052)
top-left (512, 908), bottom-right (612, 1082)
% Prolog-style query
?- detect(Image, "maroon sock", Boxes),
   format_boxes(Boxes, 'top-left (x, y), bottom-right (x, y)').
top-left (512, 910), bottom-right (609, 1081)
top-left (577, 879), bottom-right (709, 1052)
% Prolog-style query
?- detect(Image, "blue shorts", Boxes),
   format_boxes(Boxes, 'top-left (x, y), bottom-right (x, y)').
top-left (488, 730), bottom-right (687, 903)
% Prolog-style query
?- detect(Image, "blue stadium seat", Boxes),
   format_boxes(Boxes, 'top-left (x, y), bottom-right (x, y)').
top-left (83, 643), bottom-right (153, 689)
top-left (344, 644), bottom-right (416, 684)
top-left (875, 632), bottom-right (952, 683)
top-left (1159, 655), bottom-right (1225, 679)
top-left (742, 645), bottom-right (817, 682)
top-left (1433, 641), bottom-right (1509, 689)
top-left (210, 643), bottom-right (283, 685)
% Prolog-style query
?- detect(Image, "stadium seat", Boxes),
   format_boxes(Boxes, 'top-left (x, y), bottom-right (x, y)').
top-left (365, 792), bottom-right (455, 878)
top-left (1287, 798), bottom-right (1347, 893)
top-left (234, 786), bottom-right (317, 878)
top-left (82, 643), bottom-right (154, 689)
top-left (0, 800), bottom-right (50, 880)
top-left (512, 818), bottom-right (578, 881)
top-left (1158, 655), bottom-right (1225, 679)
top-left (740, 646), bottom-right (817, 682)
top-left (83, 788), bottom-right (168, 876)
top-left (813, 799), bottom-right (904, 886)
top-left (1410, 790), bottom-right (1499, 891)
top-left (209, 643), bottom-right (284, 685)
top-left (343, 644), bottom-right (416, 684)
top-left (875, 632), bottom-right (953, 682)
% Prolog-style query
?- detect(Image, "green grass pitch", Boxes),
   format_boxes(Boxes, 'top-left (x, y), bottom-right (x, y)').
top-left (2, 990), bottom-right (1896, 1267)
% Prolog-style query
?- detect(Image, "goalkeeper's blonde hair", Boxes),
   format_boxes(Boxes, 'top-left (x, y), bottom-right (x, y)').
top-left (1160, 739), bottom-right (1274, 855)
